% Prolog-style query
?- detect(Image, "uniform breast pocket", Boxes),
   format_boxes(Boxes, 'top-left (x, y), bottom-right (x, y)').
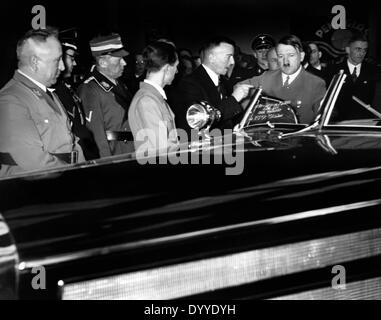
top-left (33, 112), bottom-right (62, 137)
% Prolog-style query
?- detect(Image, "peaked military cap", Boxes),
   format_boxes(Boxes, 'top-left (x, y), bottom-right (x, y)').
top-left (251, 34), bottom-right (275, 51)
top-left (90, 33), bottom-right (129, 57)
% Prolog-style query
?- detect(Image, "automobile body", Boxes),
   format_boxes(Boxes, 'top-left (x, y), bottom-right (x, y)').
top-left (1, 70), bottom-right (381, 300)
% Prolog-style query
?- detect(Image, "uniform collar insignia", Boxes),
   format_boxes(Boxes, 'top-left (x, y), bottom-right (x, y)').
top-left (101, 81), bottom-right (111, 89)
top-left (31, 87), bottom-right (43, 98)
top-left (91, 69), bottom-right (114, 92)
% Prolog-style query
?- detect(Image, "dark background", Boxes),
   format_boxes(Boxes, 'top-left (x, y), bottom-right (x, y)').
top-left (0, 0), bottom-right (380, 87)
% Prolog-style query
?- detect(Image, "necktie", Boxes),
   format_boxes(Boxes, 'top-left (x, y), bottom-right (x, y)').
top-left (351, 67), bottom-right (357, 82)
top-left (284, 75), bottom-right (290, 87)
top-left (217, 78), bottom-right (225, 99)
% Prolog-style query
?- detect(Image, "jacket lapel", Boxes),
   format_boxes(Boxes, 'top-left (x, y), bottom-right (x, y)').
top-left (196, 66), bottom-right (220, 105)
top-left (357, 63), bottom-right (369, 84)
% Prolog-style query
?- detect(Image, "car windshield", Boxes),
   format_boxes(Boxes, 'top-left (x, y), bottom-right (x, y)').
top-left (324, 70), bottom-right (381, 128)
top-left (240, 70), bottom-right (381, 133)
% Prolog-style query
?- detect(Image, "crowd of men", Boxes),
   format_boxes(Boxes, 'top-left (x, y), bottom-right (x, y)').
top-left (0, 27), bottom-right (379, 177)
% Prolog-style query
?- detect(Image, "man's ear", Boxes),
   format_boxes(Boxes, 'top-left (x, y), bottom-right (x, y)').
top-left (345, 46), bottom-right (350, 55)
top-left (253, 51), bottom-right (258, 59)
top-left (30, 55), bottom-right (39, 72)
top-left (160, 63), bottom-right (168, 73)
top-left (300, 51), bottom-right (305, 62)
top-left (318, 51), bottom-right (322, 59)
top-left (208, 52), bottom-right (215, 63)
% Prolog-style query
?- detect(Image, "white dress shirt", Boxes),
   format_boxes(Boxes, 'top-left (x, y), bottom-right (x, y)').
top-left (282, 66), bottom-right (302, 86)
top-left (202, 64), bottom-right (220, 86)
top-left (347, 60), bottom-right (361, 77)
top-left (17, 70), bottom-right (48, 92)
top-left (144, 79), bottom-right (167, 100)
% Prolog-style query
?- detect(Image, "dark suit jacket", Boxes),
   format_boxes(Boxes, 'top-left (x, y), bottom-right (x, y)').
top-left (328, 60), bottom-right (377, 120)
top-left (168, 65), bottom-right (243, 135)
top-left (305, 65), bottom-right (329, 86)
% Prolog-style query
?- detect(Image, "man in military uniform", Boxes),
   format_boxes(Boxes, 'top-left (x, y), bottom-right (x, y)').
top-left (239, 35), bottom-right (326, 124)
top-left (78, 33), bottom-right (134, 158)
top-left (0, 28), bottom-right (84, 177)
top-left (247, 34), bottom-right (276, 77)
top-left (54, 38), bottom-right (100, 160)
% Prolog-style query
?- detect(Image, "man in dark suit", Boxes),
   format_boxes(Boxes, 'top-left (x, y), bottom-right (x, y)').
top-left (304, 42), bottom-right (329, 85)
top-left (328, 32), bottom-right (377, 121)
top-left (239, 35), bottom-right (326, 124)
top-left (169, 36), bottom-right (252, 136)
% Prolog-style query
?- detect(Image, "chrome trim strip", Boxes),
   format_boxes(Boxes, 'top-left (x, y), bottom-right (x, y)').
top-left (20, 199), bottom-right (381, 269)
top-left (0, 213), bottom-right (19, 299)
top-left (62, 228), bottom-right (381, 300)
top-left (271, 276), bottom-right (381, 300)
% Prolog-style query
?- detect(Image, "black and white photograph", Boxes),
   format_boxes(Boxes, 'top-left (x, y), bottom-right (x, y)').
top-left (1, 0), bottom-right (381, 303)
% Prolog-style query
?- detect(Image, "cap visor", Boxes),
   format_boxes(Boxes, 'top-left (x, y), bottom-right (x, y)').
top-left (109, 49), bottom-right (129, 57)
top-left (255, 44), bottom-right (272, 50)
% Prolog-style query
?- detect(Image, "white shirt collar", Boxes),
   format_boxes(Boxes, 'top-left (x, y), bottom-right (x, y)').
top-left (347, 60), bottom-right (361, 77)
top-left (282, 66), bottom-right (302, 86)
top-left (202, 64), bottom-right (220, 86)
top-left (17, 69), bottom-right (48, 92)
top-left (144, 79), bottom-right (167, 100)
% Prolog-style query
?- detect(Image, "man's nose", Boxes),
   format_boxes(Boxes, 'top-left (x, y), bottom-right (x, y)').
top-left (73, 60), bottom-right (77, 67)
top-left (230, 56), bottom-right (235, 65)
top-left (58, 58), bottom-right (65, 71)
top-left (121, 58), bottom-right (127, 67)
top-left (283, 57), bottom-right (289, 65)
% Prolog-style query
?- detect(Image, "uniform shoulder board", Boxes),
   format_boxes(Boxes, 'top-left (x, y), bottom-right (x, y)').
top-left (83, 75), bottom-right (113, 92)
top-left (84, 76), bottom-right (95, 84)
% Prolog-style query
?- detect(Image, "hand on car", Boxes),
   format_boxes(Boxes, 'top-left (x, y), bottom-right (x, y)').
top-left (232, 84), bottom-right (254, 103)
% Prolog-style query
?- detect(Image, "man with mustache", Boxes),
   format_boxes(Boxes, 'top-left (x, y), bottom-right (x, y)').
top-left (0, 28), bottom-right (84, 177)
top-left (239, 34), bottom-right (326, 124)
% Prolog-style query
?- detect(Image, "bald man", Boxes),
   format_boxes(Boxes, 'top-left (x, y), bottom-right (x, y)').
top-left (0, 28), bottom-right (84, 177)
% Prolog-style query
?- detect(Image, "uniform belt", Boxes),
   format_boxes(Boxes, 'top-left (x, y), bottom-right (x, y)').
top-left (106, 130), bottom-right (133, 142)
top-left (0, 151), bottom-right (78, 166)
top-left (50, 151), bottom-right (79, 164)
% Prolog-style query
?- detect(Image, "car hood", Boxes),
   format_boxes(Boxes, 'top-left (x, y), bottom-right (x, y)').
top-left (1, 132), bottom-right (381, 261)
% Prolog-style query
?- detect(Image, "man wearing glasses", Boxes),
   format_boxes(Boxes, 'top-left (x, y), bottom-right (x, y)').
top-left (54, 38), bottom-right (99, 160)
